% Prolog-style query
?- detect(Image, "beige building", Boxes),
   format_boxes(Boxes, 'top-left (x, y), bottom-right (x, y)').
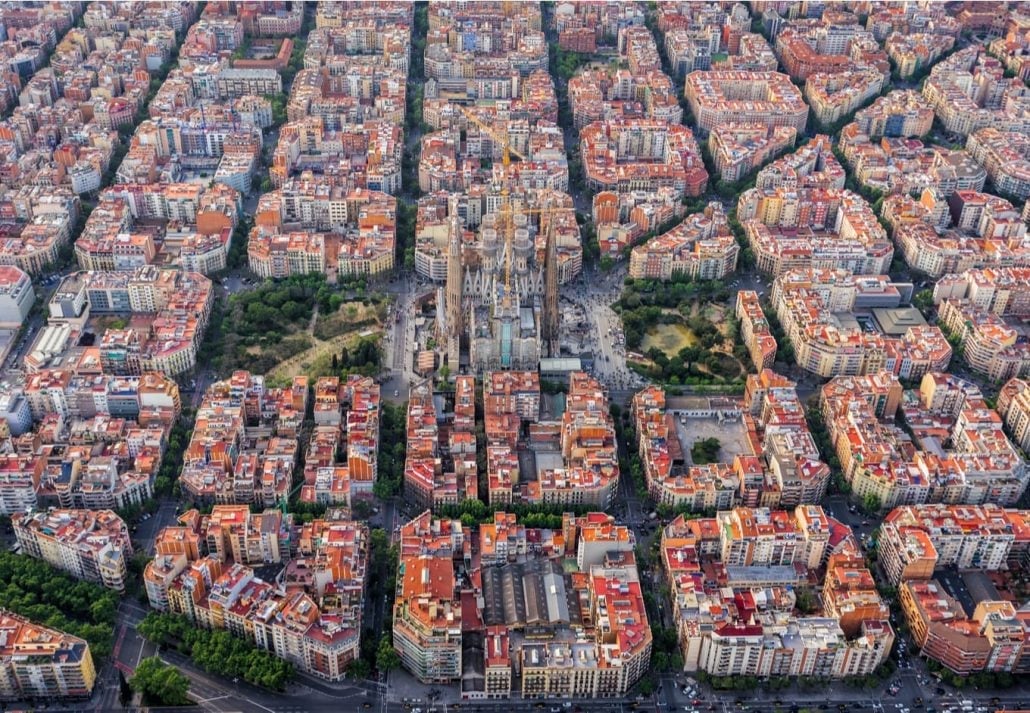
top-left (628, 203), bottom-right (738, 281)
top-left (0, 611), bottom-right (96, 701)
top-left (998, 377), bottom-right (1030, 452)
top-left (13, 509), bottom-right (132, 592)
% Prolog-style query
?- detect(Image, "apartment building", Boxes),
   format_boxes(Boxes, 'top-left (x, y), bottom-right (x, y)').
top-left (661, 509), bottom-right (893, 678)
top-left (880, 504), bottom-right (1028, 587)
top-left (158, 512), bottom-right (370, 682)
top-left (526, 372), bottom-right (620, 508)
top-left (581, 118), bottom-right (708, 198)
top-left (480, 371), bottom-right (538, 505)
top-left (900, 584), bottom-right (1025, 675)
top-left (885, 33), bottom-right (956, 79)
top-left (145, 523), bottom-right (202, 612)
top-left (0, 370), bottom-right (180, 509)
top-left (592, 189), bottom-right (680, 255)
top-left (804, 68), bottom-right (885, 126)
top-left (13, 509), bottom-right (132, 592)
top-left (393, 511), bottom-right (464, 684)
top-left (272, 117), bottom-right (403, 194)
top-left (0, 3), bottom-right (183, 203)
top-left (737, 291), bottom-right (777, 370)
top-left (568, 67), bottom-right (682, 131)
top-left (922, 47), bottom-right (1030, 137)
top-left (394, 511), bottom-right (651, 699)
top-left (684, 71), bottom-right (808, 137)
top-left (738, 142), bottom-right (891, 278)
top-left (938, 299), bottom-right (1030, 382)
top-left (821, 372), bottom-right (1028, 510)
top-left (619, 25), bottom-right (661, 74)
top-left (633, 370), bottom-right (828, 511)
top-left (250, 183), bottom-right (396, 279)
top-left (0, 265), bottom-right (35, 327)
top-left (299, 375), bottom-right (380, 505)
top-left (214, 67), bottom-right (281, 99)
top-left (772, 268), bottom-right (950, 380)
top-left (851, 89), bottom-right (935, 139)
top-left (0, 189), bottom-right (78, 276)
top-left (998, 377), bottom-right (1030, 453)
top-left (878, 502), bottom-right (1030, 675)
top-left (0, 611), bottom-right (96, 701)
top-left (403, 375), bottom-right (478, 510)
top-left (709, 123), bottom-right (797, 182)
top-left (74, 183), bottom-right (239, 274)
top-left (180, 371), bottom-right (313, 505)
top-left (553, 2), bottom-right (642, 54)
top-left (885, 190), bottom-right (1028, 278)
top-left (838, 127), bottom-right (985, 198)
top-left (864, 5), bottom-right (960, 42)
top-left (424, 3), bottom-right (545, 102)
top-left (42, 267), bottom-right (213, 377)
top-left (988, 14), bottom-right (1030, 81)
top-left (965, 127), bottom-right (1030, 201)
top-left (628, 203), bottom-right (738, 281)
top-left (775, 25), bottom-right (886, 82)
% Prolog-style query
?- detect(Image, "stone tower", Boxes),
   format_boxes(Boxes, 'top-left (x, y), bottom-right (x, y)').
top-left (445, 196), bottom-right (463, 366)
top-left (544, 217), bottom-right (559, 356)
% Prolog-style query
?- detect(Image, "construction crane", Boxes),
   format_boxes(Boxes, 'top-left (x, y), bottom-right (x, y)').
top-left (459, 106), bottom-right (528, 302)
top-left (458, 106), bottom-right (575, 355)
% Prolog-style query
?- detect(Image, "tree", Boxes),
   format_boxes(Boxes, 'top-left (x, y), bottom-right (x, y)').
top-left (795, 587), bottom-right (819, 615)
top-left (130, 657), bottom-right (191, 706)
top-left (137, 612), bottom-right (293, 690)
top-left (0, 552), bottom-right (120, 658)
top-left (376, 634), bottom-right (401, 672)
top-left (347, 657), bottom-right (372, 680)
top-left (862, 493), bottom-right (882, 515)
top-left (912, 288), bottom-right (934, 313)
top-left (691, 437), bottom-right (721, 465)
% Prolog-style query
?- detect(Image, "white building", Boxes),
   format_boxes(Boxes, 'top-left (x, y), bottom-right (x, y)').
top-left (0, 266), bottom-right (35, 327)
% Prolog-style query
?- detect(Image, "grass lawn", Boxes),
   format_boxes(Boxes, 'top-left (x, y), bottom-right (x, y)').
top-left (641, 322), bottom-right (699, 355)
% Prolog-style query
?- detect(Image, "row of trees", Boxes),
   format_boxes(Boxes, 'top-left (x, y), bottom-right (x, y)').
top-left (279, 11), bottom-right (312, 88)
top-left (342, 531), bottom-right (401, 680)
top-left (0, 552), bottom-right (120, 658)
top-left (154, 417), bottom-right (193, 497)
top-left (804, 404), bottom-right (847, 495)
top-left (611, 405), bottom-right (649, 501)
top-left (436, 499), bottom-right (599, 530)
top-left (396, 202), bottom-right (418, 271)
top-left (138, 612), bottom-right (293, 691)
top-left (756, 292), bottom-right (795, 363)
top-left (726, 207), bottom-right (756, 269)
top-left (375, 402), bottom-right (407, 499)
top-left (925, 658), bottom-right (1018, 689)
